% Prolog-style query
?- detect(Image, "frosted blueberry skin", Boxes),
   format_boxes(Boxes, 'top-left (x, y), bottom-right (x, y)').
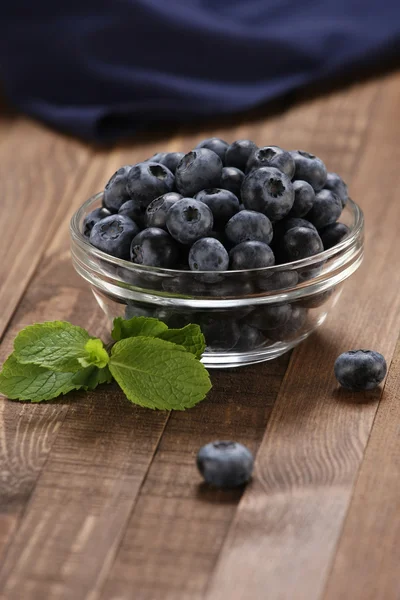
top-left (334, 350), bottom-right (387, 391)
top-left (175, 149), bottom-right (223, 197)
top-left (197, 441), bottom-right (254, 488)
top-left (241, 167), bottom-right (294, 221)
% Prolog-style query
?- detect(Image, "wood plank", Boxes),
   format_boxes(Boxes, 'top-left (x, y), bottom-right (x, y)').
top-left (96, 77), bottom-right (381, 600)
top-left (0, 134), bottom-right (190, 600)
top-left (0, 119), bottom-right (91, 340)
top-left (98, 357), bottom-right (289, 600)
top-left (323, 336), bottom-right (400, 600)
top-left (205, 71), bottom-right (400, 600)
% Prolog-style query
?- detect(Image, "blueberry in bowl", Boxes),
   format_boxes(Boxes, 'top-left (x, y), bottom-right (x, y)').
top-left (70, 142), bottom-right (364, 368)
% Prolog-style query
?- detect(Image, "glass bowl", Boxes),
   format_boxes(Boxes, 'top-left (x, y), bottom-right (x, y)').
top-left (70, 193), bottom-right (364, 369)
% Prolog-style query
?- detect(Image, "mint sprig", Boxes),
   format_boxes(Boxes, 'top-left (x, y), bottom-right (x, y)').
top-left (0, 317), bottom-right (210, 409)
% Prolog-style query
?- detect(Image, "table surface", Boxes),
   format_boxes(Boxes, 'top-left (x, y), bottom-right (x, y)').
top-left (0, 68), bottom-right (400, 600)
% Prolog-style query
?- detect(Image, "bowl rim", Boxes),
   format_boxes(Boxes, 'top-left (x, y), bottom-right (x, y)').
top-left (70, 192), bottom-right (364, 276)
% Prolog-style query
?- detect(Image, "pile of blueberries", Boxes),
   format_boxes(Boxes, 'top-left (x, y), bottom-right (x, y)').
top-left (85, 138), bottom-right (349, 273)
top-left (84, 139), bottom-right (351, 352)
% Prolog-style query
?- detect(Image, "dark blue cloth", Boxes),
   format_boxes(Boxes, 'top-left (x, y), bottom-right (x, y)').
top-left (1, 1), bottom-right (399, 141)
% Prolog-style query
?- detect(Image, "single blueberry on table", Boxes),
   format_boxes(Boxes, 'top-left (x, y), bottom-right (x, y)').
top-left (241, 167), bottom-right (294, 221)
top-left (83, 207), bottom-right (110, 237)
top-left (334, 350), bottom-right (387, 391)
top-left (246, 145), bottom-right (295, 178)
top-left (195, 188), bottom-right (240, 227)
top-left (145, 192), bottom-right (182, 229)
top-left (103, 165), bottom-right (132, 212)
top-left (225, 139), bottom-right (258, 171)
top-left (246, 303), bottom-right (292, 331)
top-left (89, 214), bottom-right (139, 259)
top-left (130, 227), bottom-right (178, 268)
top-left (281, 226), bottom-right (324, 262)
top-left (220, 167), bottom-right (245, 198)
top-left (126, 162), bottom-right (175, 209)
top-left (234, 324), bottom-right (266, 351)
top-left (175, 149), bottom-right (223, 197)
top-left (118, 199), bottom-right (146, 228)
top-left (229, 241), bottom-right (275, 270)
top-left (306, 189), bottom-right (342, 229)
top-left (291, 150), bottom-right (327, 192)
top-left (288, 180), bottom-right (316, 218)
top-left (225, 210), bottom-right (273, 245)
top-left (189, 237), bottom-right (229, 272)
top-left (195, 137), bottom-right (229, 163)
top-left (324, 172), bottom-right (349, 207)
top-left (166, 198), bottom-right (214, 244)
top-left (319, 222), bottom-right (350, 250)
top-left (197, 441), bottom-right (254, 488)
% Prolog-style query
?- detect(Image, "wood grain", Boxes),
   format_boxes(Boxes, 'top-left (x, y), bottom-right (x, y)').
top-left (323, 336), bottom-right (400, 600)
top-left (0, 119), bottom-right (91, 340)
top-left (0, 135), bottom-right (186, 600)
top-left (205, 71), bottom-right (400, 600)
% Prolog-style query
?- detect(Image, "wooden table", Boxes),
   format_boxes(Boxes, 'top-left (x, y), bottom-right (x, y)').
top-left (1, 69), bottom-right (400, 600)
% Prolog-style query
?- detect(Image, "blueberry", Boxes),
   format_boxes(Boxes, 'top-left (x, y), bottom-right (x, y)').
top-left (229, 241), bottom-right (275, 270)
top-left (225, 210), bottom-right (273, 245)
top-left (324, 172), bottom-right (349, 207)
top-left (288, 180), bottom-right (315, 217)
top-left (195, 188), bottom-right (240, 227)
top-left (277, 217), bottom-right (317, 235)
top-left (189, 237), bottom-right (229, 272)
top-left (246, 145), bottom-right (295, 178)
top-left (89, 214), bottom-right (139, 259)
top-left (195, 137), bottom-right (228, 163)
top-left (319, 222), bottom-right (350, 250)
top-left (103, 165), bottom-right (132, 212)
top-left (281, 226), bottom-right (324, 262)
top-left (246, 303), bottom-right (292, 330)
top-left (197, 441), bottom-right (254, 488)
top-left (118, 199), bottom-right (146, 228)
top-left (268, 305), bottom-right (307, 341)
top-left (166, 198), bottom-right (213, 244)
top-left (147, 152), bottom-right (185, 174)
top-left (130, 227), bottom-right (178, 268)
top-left (83, 207), bottom-right (110, 237)
top-left (234, 324), bottom-right (266, 351)
top-left (220, 167), bottom-right (245, 198)
top-left (225, 140), bottom-right (258, 171)
top-left (241, 167), bottom-right (294, 221)
top-left (334, 350), bottom-right (387, 391)
top-left (306, 189), bottom-right (342, 229)
top-left (296, 289), bottom-right (333, 308)
top-left (291, 150), bottom-right (327, 191)
top-left (175, 149), bottom-right (223, 197)
top-left (200, 316), bottom-right (241, 351)
top-left (145, 192), bottom-right (182, 229)
top-left (257, 269), bottom-right (299, 292)
top-left (126, 162), bottom-right (175, 208)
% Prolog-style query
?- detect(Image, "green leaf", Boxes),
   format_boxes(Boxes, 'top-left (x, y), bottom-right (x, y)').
top-left (109, 337), bottom-right (211, 410)
top-left (111, 316), bottom-right (168, 341)
top-left (157, 324), bottom-right (205, 359)
top-left (72, 365), bottom-right (113, 390)
top-left (78, 339), bottom-right (109, 369)
top-left (14, 321), bottom-right (91, 373)
top-left (0, 353), bottom-right (81, 402)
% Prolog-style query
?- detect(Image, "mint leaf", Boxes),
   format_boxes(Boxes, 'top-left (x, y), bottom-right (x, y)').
top-left (109, 337), bottom-right (211, 410)
top-left (112, 316), bottom-right (168, 341)
top-left (0, 354), bottom-right (81, 402)
top-left (72, 365), bottom-right (113, 390)
top-left (78, 339), bottom-right (109, 369)
top-left (157, 324), bottom-right (205, 359)
top-left (14, 321), bottom-right (91, 373)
